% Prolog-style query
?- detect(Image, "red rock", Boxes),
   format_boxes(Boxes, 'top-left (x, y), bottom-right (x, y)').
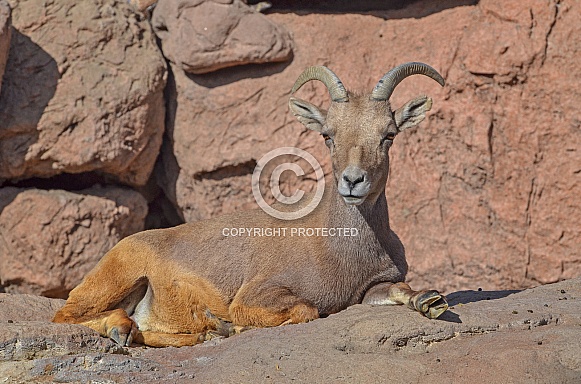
top-left (151, 0), bottom-right (293, 74)
top-left (0, 186), bottom-right (148, 298)
top-left (157, 61), bottom-right (332, 222)
top-left (158, 0), bottom-right (581, 291)
top-left (0, 0), bottom-right (166, 186)
top-left (389, 0), bottom-right (581, 292)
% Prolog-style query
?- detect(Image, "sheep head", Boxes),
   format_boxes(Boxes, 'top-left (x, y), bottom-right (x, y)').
top-left (289, 62), bottom-right (445, 206)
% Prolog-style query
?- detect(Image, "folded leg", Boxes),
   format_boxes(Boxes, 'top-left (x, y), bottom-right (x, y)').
top-left (362, 282), bottom-right (448, 319)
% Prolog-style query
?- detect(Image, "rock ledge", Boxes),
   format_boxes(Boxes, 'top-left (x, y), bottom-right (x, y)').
top-left (0, 278), bottom-right (579, 382)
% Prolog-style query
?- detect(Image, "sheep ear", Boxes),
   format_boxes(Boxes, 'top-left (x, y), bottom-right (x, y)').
top-left (289, 97), bottom-right (327, 133)
top-left (394, 95), bottom-right (432, 132)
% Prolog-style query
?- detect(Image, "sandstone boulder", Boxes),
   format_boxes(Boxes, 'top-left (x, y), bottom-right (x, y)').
top-left (0, 278), bottom-right (579, 382)
top-left (158, 0), bottom-right (581, 291)
top-left (0, 0), bottom-right (10, 95)
top-left (0, 0), bottom-right (166, 186)
top-left (0, 186), bottom-right (148, 298)
top-left (151, 0), bottom-right (293, 74)
top-left (157, 61), bottom-right (331, 222)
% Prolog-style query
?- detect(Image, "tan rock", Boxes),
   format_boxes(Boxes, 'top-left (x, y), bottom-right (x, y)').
top-left (159, 0), bottom-right (581, 291)
top-left (0, 0), bottom-right (166, 186)
top-left (0, 0), bottom-right (10, 95)
top-left (151, 0), bottom-right (293, 74)
top-left (0, 186), bottom-right (148, 298)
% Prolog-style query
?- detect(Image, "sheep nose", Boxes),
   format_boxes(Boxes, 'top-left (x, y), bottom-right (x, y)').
top-left (342, 167), bottom-right (366, 189)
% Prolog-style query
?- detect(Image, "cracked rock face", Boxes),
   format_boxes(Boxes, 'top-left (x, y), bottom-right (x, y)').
top-left (0, 187), bottom-right (148, 298)
top-left (159, 0), bottom-right (581, 290)
top-left (151, 0), bottom-right (293, 74)
top-left (0, 277), bottom-right (579, 382)
top-left (0, 0), bottom-right (166, 186)
top-left (385, 0), bottom-right (581, 292)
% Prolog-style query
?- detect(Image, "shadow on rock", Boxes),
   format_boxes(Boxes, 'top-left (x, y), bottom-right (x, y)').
top-left (446, 289), bottom-right (521, 306)
top-left (437, 309), bottom-right (462, 323)
top-left (187, 60), bottom-right (292, 88)
top-left (434, 288), bottom-right (522, 323)
top-left (266, 0), bottom-right (480, 19)
top-left (0, 28), bottom-right (58, 178)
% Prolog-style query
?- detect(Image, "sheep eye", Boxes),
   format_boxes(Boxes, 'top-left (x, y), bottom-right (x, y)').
top-left (322, 133), bottom-right (334, 146)
top-left (381, 132), bottom-right (396, 144)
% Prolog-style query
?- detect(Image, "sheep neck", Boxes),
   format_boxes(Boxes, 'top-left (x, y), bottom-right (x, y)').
top-left (325, 183), bottom-right (391, 249)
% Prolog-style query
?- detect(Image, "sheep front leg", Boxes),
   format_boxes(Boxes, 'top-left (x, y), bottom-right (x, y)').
top-left (362, 282), bottom-right (448, 319)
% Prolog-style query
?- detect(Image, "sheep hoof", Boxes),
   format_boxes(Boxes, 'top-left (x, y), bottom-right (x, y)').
top-left (415, 290), bottom-right (448, 319)
top-left (204, 324), bottom-right (253, 340)
top-left (104, 310), bottom-right (138, 346)
top-left (229, 325), bottom-right (254, 336)
top-left (204, 330), bottom-right (226, 341)
top-left (108, 325), bottom-right (134, 346)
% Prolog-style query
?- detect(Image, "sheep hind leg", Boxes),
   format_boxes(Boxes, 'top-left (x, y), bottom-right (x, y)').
top-left (62, 308), bottom-right (139, 347)
top-left (85, 307), bottom-right (234, 348)
top-left (362, 282), bottom-right (448, 319)
top-left (136, 313), bottom-right (254, 347)
top-left (60, 301), bottom-right (234, 348)
top-left (121, 313), bottom-right (229, 347)
top-left (203, 318), bottom-right (255, 340)
top-left (52, 247), bottom-right (149, 346)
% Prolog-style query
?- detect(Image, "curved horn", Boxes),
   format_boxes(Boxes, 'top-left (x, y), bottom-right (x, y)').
top-left (291, 66), bottom-right (349, 102)
top-left (371, 62), bottom-right (445, 101)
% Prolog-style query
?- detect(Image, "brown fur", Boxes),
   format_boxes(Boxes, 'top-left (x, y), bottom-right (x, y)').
top-left (53, 81), bottom-right (448, 347)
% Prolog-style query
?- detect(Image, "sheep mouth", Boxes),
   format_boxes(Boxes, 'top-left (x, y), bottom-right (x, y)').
top-left (342, 194), bottom-right (366, 205)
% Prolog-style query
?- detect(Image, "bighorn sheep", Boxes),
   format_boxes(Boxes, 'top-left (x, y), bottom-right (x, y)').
top-left (53, 62), bottom-right (448, 347)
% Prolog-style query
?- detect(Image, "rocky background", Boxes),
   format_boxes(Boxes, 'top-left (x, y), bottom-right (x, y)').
top-left (0, 0), bottom-right (580, 382)
top-left (1, 0), bottom-right (579, 298)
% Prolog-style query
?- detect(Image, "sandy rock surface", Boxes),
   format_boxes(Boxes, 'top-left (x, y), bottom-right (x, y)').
top-left (0, 278), bottom-right (579, 383)
top-left (0, 0), bottom-right (166, 186)
top-left (0, 187), bottom-right (148, 298)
